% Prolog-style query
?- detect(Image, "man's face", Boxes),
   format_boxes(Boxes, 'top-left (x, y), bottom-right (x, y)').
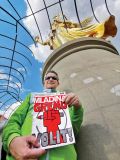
top-left (44, 72), bottom-right (59, 89)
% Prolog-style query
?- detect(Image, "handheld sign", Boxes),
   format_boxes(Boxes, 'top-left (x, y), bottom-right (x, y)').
top-left (32, 92), bottom-right (75, 149)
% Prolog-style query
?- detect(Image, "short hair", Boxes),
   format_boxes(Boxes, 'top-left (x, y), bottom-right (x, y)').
top-left (43, 70), bottom-right (59, 84)
top-left (45, 70), bottom-right (59, 78)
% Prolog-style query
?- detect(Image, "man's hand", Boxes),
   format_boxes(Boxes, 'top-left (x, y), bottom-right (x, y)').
top-left (9, 135), bottom-right (46, 160)
top-left (63, 93), bottom-right (82, 109)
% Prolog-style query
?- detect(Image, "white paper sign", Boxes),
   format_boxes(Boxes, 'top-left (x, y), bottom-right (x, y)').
top-left (32, 92), bottom-right (75, 149)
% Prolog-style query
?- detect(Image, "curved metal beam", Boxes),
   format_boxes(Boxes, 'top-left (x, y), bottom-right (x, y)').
top-left (42, 0), bottom-right (52, 30)
top-left (8, 91), bottom-right (22, 102)
top-left (0, 91), bottom-right (19, 101)
top-left (58, 0), bottom-right (68, 32)
top-left (0, 45), bottom-right (32, 65)
top-left (7, 33), bottom-right (18, 89)
top-left (89, 0), bottom-right (100, 23)
top-left (19, 0), bottom-right (64, 20)
top-left (7, 91), bottom-right (20, 100)
top-left (0, 97), bottom-right (14, 109)
top-left (0, 6), bottom-right (36, 45)
top-left (0, 79), bottom-right (21, 94)
top-left (0, 85), bottom-right (19, 95)
top-left (0, 56), bottom-right (27, 74)
top-left (0, 72), bottom-right (23, 88)
top-left (7, 0), bottom-right (21, 19)
top-left (0, 65), bottom-right (25, 82)
top-left (73, 0), bottom-right (82, 28)
top-left (26, 0), bottom-right (43, 42)
top-left (0, 18), bottom-right (16, 26)
top-left (105, 0), bottom-right (112, 15)
top-left (0, 93), bottom-right (8, 99)
top-left (0, 33), bottom-right (34, 56)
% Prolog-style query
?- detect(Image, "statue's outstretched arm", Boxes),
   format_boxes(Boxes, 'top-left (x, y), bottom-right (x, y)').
top-left (35, 36), bottom-right (49, 46)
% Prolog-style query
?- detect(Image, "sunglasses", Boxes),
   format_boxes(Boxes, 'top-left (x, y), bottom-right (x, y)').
top-left (45, 76), bottom-right (58, 80)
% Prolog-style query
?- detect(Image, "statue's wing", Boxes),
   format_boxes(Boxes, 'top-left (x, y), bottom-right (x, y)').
top-left (81, 17), bottom-right (93, 27)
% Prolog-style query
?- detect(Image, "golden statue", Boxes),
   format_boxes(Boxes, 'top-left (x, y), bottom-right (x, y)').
top-left (35, 15), bottom-right (117, 50)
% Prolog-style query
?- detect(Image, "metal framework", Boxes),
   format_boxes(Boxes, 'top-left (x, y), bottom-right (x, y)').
top-left (0, 0), bottom-right (112, 113)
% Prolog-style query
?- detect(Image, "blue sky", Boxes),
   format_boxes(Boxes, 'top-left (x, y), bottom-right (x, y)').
top-left (0, 0), bottom-right (120, 114)
top-left (0, 0), bottom-right (44, 113)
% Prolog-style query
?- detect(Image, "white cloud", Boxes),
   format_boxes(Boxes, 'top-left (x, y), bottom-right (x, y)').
top-left (0, 69), bottom-right (13, 81)
top-left (23, 0), bottom-right (120, 62)
top-left (3, 101), bottom-right (21, 119)
top-left (20, 87), bottom-right (31, 93)
top-left (29, 43), bottom-right (51, 62)
top-left (40, 67), bottom-right (43, 72)
top-left (0, 74), bottom-right (8, 79)
top-left (0, 69), bottom-right (8, 79)
top-left (0, 110), bottom-right (4, 115)
top-left (18, 67), bottom-right (25, 73)
top-left (0, 69), bottom-right (4, 72)
top-left (23, 0), bottom-right (54, 62)
top-left (94, 0), bottom-right (120, 21)
top-left (9, 82), bottom-right (21, 88)
top-left (23, 0), bottom-right (50, 37)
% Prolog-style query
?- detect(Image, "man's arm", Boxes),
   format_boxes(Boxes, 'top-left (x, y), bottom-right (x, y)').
top-left (2, 94), bottom-right (46, 159)
top-left (63, 93), bottom-right (84, 136)
top-left (2, 94), bottom-right (31, 152)
top-left (69, 106), bottom-right (84, 137)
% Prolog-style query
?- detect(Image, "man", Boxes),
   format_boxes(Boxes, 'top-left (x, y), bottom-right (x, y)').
top-left (2, 70), bottom-right (84, 160)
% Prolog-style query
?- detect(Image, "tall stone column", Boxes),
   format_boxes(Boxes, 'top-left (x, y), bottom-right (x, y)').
top-left (42, 37), bottom-right (120, 160)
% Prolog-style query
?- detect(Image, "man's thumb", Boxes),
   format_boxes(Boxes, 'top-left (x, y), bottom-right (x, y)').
top-left (26, 135), bottom-right (40, 148)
